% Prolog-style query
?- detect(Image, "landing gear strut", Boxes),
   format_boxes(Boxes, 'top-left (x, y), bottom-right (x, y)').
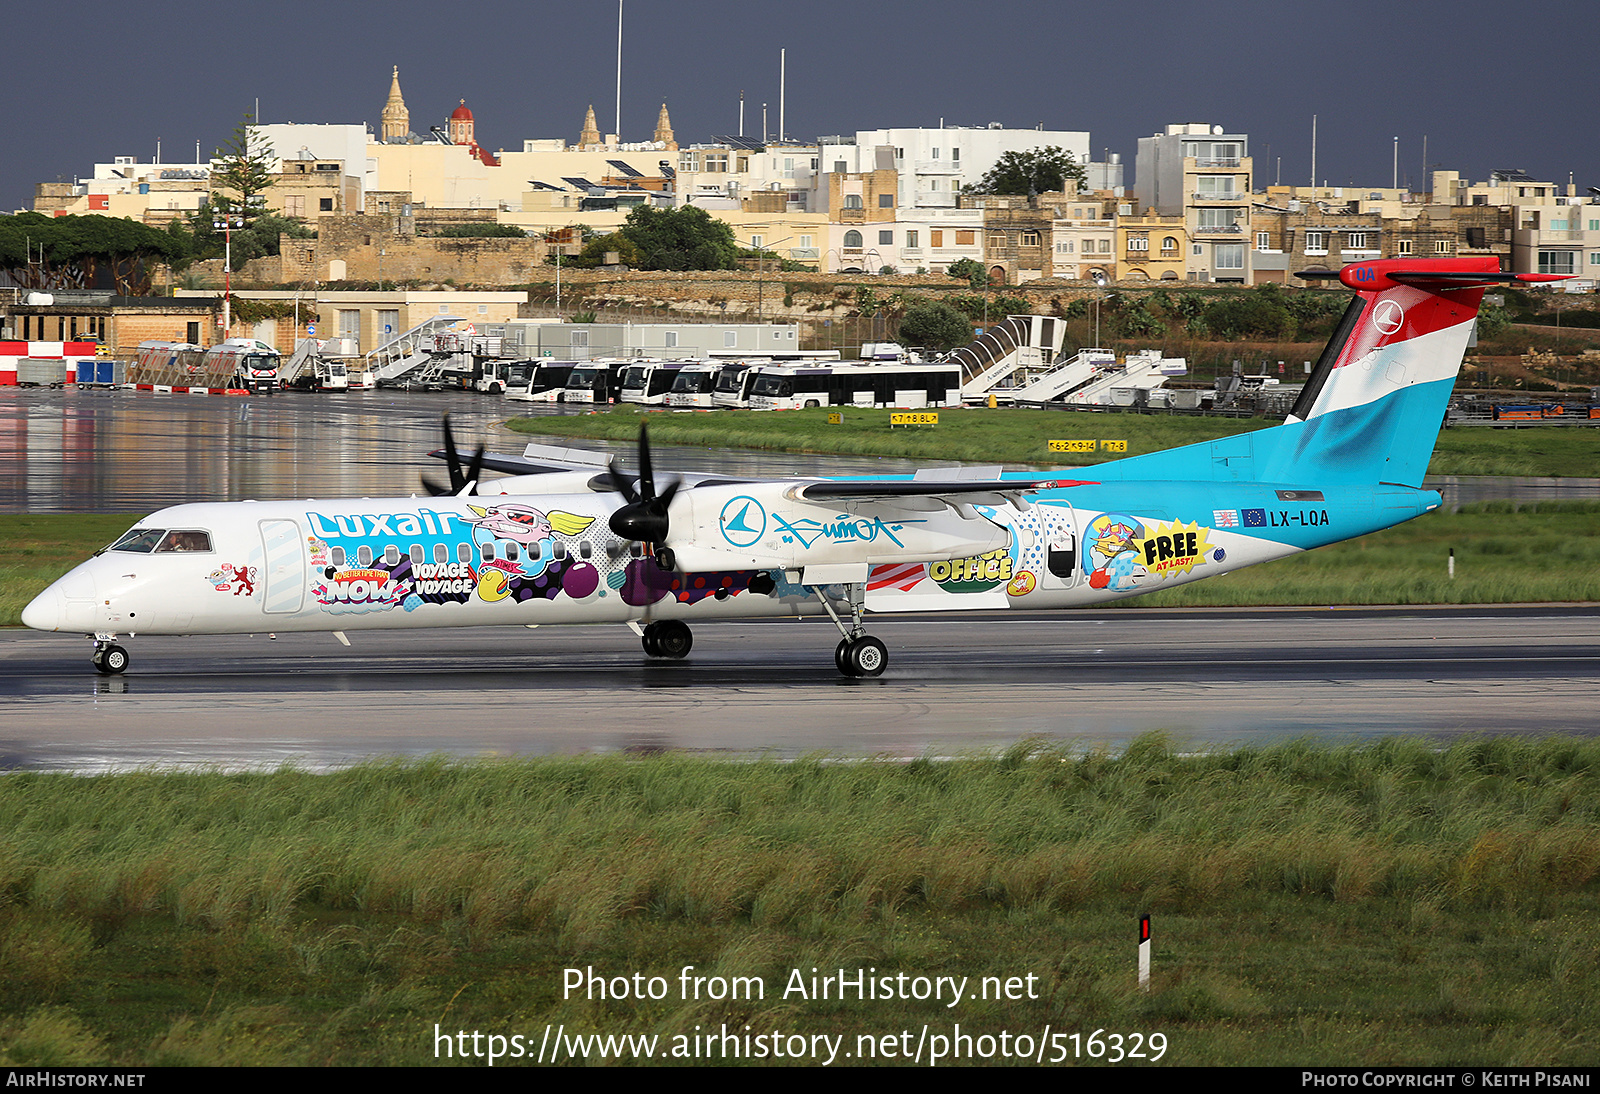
top-left (815, 582), bottom-right (887, 678)
top-left (91, 639), bottom-right (129, 675)
top-left (641, 620), bottom-right (692, 659)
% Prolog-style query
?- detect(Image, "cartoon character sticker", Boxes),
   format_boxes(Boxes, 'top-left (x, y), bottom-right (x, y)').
top-left (1085, 514), bottom-right (1147, 591)
top-left (206, 564), bottom-right (257, 596)
top-left (461, 503), bottom-right (595, 546)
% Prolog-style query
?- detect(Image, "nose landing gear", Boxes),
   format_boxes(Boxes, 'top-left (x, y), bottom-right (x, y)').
top-left (91, 638), bottom-right (129, 675)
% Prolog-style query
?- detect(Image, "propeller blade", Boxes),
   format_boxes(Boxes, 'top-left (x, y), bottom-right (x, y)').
top-left (463, 443), bottom-right (486, 497)
top-left (421, 475), bottom-right (450, 497)
top-left (608, 456), bottom-right (641, 504)
top-left (440, 415), bottom-right (464, 493)
top-left (636, 422), bottom-right (655, 502)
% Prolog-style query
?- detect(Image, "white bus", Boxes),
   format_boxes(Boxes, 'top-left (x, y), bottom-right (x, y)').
top-left (504, 361), bottom-right (578, 402)
top-left (561, 359), bottom-right (632, 404)
top-left (619, 361), bottom-right (687, 405)
top-left (665, 362), bottom-right (720, 408)
top-left (746, 362), bottom-right (963, 411)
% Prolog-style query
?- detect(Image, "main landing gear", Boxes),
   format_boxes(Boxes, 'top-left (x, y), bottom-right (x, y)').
top-left (640, 619), bottom-right (693, 659)
top-left (91, 637), bottom-right (129, 675)
top-left (814, 582), bottom-right (887, 678)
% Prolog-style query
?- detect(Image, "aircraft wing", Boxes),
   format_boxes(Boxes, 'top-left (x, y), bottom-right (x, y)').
top-left (793, 475), bottom-right (1091, 502)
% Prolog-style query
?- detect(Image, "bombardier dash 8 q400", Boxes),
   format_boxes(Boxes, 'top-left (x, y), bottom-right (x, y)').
top-left (24, 258), bottom-right (1563, 677)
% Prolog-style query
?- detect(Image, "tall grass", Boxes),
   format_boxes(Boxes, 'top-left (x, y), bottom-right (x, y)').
top-left (4, 739), bottom-right (1599, 1065)
top-left (4, 739), bottom-right (1598, 936)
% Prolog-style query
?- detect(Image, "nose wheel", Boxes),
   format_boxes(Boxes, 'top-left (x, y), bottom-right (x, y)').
top-left (92, 641), bottom-right (129, 675)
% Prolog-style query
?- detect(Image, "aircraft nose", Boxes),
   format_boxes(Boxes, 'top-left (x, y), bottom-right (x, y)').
top-left (21, 585), bottom-right (63, 631)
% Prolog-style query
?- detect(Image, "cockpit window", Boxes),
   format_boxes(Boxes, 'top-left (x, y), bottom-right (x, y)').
top-left (109, 528), bottom-right (167, 553)
top-left (155, 530), bottom-right (213, 553)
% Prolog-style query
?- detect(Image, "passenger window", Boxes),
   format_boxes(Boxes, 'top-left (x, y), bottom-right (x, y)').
top-left (331, 546), bottom-right (346, 566)
top-left (357, 545), bottom-right (374, 566)
top-left (410, 545), bottom-right (424, 563)
top-left (481, 543), bottom-right (495, 562)
top-left (434, 544), bottom-right (448, 564)
top-left (579, 542), bottom-right (592, 559)
top-left (529, 541), bottom-right (542, 560)
top-left (457, 543), bottom-right (472, 563)
top-left (554, 541), bottom-right (568, 560)
top-left (384, 545), bottom-right (400, 565)
top-left (505, 543), bottom-right (520, 561)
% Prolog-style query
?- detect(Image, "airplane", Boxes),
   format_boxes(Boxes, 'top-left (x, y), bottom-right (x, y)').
top-left (22, 257), bottom-right (1563, 678)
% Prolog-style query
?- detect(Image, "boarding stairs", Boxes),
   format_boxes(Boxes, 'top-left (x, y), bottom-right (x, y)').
top-left (1002, 348), bottom-right (1116, 403)
top-left (277, 338), bottom-right (318, 388)
top-left (950, 315), bottom-right (1068, 400)
top-left (364, 315), bottom-right (466, 382)
top-left (1061, 350), bottom-right (1187, 407)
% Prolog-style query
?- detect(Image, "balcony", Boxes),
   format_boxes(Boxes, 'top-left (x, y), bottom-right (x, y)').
top-left (789, 247), bottom-right (820, 260)
top-left (1193, 223), bottom-right (1244, 236)
top-left (838, 208), bottom-right (866, 222)
top-left (913, 160), bottom-right (961, 174)
top-left (1193, 157), bottom-right (1242, 168)
top-left (1190, 190), bottom-right (1246, 204)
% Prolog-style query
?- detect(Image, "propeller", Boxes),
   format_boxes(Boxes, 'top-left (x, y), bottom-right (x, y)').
top-left (422, 414), bottom-right (487, 497)
top-left (607, 422), bottom-right (680, 570)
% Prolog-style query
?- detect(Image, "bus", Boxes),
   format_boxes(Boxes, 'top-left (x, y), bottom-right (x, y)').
top-left (619, 361), bottom-right (687, 405)
top-left (746, 362), bottom-right (963, 411)
top-left (561, 359), bottom-right (632, 404)
top-left (666, 362), bottom-right (721, 408)
top-left (504, 361), bottom-right (578, 402)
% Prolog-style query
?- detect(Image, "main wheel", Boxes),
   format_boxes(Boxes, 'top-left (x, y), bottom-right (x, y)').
top-left (844, 636), bottom-right (887, 678)
top-left (98, 644), bottom-right (129, 675)
top-left (653, 620), bottom-right (692, 659)
top-left (641, 625), bottom-right (661, 658)
top-left (835, 638), bottom-right (852, 674)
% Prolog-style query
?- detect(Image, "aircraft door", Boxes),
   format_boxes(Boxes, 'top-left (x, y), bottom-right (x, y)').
top-left (1043, 504), bottom-right (1078, 583)
top-left (259, 519), bottom-right (306, 614)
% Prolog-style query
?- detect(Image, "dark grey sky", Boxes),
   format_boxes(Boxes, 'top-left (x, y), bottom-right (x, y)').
top-left (7, 0), bottom-right (1589, 212)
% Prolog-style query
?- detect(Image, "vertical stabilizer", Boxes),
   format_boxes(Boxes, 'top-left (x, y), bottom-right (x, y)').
top-left (1078, 259), bottom-right (1564, 488)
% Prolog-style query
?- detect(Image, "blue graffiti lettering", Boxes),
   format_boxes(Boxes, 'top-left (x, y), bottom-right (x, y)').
top-left (771, 513), bottom-right (918, 550)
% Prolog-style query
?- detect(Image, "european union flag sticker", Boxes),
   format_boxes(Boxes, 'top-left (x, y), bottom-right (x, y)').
top-left (1243, 508), bottom-right (1267, 527)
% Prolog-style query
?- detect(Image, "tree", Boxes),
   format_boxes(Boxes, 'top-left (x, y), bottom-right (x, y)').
top-left (967, 147), bottom-right (1086, 196)
top-left (0, 212), bottom-right (182, 294)
top-left (563, 230), bottom-right (636, 268)
top-left (898, 301), bottom-right (974, 352)
top-left (434, 223), bottom-right (529, 238)
top-left (946, 257), bottom-right (984, 282)
top-left (618, 204), bottom-right (738, 271)
top-left (211, 113), bottom-right (275, 227)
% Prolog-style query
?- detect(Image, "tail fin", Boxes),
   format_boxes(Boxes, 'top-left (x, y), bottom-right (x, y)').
top-left (1085, 258), bottom-right (1564, 488)
top-left (1258, 258), bottom-right (1562, 486)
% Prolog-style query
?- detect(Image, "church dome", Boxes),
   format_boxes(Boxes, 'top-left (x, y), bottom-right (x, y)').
top-left (450, 100), bottom-right (474, 121)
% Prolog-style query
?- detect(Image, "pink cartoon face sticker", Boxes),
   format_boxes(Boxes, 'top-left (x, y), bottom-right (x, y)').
top-left (462, 503), bottom-right (596, 545)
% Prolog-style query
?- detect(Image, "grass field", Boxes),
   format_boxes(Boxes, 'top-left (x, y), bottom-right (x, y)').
top-left (507, 406), bottom-right (1600, 479)
top-left (4, 501), bottom-right (1595, 628)
top-left (1, 738), bottom-right (1597, 1066)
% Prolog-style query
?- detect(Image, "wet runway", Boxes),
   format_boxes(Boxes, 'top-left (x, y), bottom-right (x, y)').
top-left (5, 607), bottom-right (1597, 772)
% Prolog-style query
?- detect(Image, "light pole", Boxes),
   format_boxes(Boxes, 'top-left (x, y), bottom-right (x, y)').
top-left (213, 210), bottom-right (243, 336)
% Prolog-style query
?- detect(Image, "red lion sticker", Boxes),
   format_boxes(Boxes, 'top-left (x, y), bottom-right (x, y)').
top-left (207, 564), bottom-right (257, 596)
